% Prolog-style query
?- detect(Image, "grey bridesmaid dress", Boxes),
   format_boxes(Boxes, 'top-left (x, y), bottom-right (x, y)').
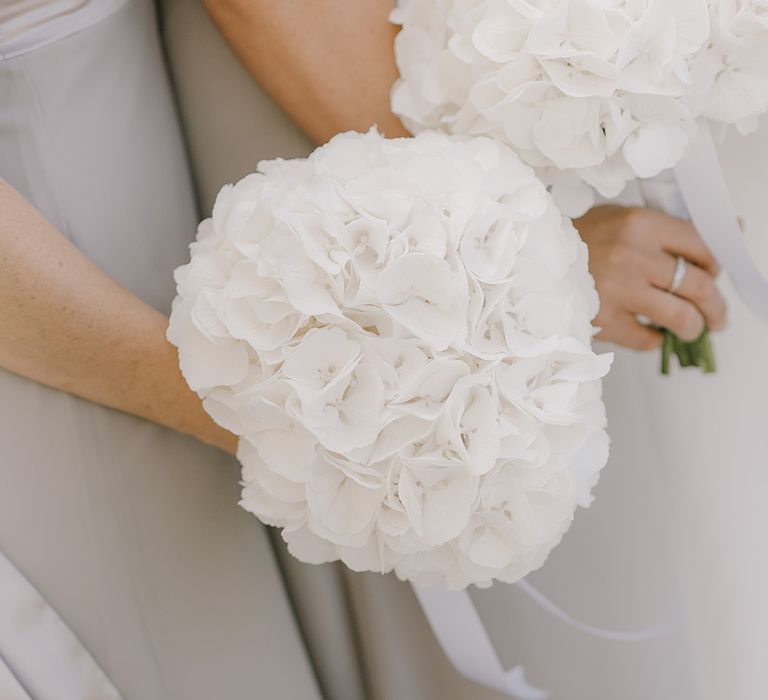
top-left (0, 1), bottom-right (322, 698)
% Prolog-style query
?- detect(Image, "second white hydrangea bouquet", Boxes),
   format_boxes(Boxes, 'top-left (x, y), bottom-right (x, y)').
top-left (391, 0), bottom-right (768, 374)
top-left (168, 130), bottom-right (612, 589)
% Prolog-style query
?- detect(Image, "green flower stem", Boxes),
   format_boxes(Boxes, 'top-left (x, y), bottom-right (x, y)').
top-left (660, 328), bottom-right (716, 375)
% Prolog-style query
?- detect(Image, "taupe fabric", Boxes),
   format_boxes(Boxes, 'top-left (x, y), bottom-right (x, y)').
top-left (0, 2), bottom-right (321, 698)
top-left (0, 550), bottom-right (121, 699)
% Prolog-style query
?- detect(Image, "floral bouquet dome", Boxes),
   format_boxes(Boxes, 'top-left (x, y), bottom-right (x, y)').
top-left (391, 0), bottom-right (768, 215)
top-left (168, 129), bottom-right (612, 589)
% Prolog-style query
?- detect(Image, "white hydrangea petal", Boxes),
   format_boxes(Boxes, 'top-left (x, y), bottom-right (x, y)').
top-left (398, 465), bottom-right (476, 546)
top-left (256, 422), bottom-right (316, 483)
top-left (282, 523), bottom-right (340, 565)
top-left (167, 307), bottom-right (249, 391)
top-left (377, 253), bottom-right (468, 351)
top-left (282, 327), bottom-right (361, 395)
top-left (622, 123), bottom-right (690, 178)
top-left (459, 513), bottom-right (519, 571)
top-left (306, 453), bottom-right (385, 538)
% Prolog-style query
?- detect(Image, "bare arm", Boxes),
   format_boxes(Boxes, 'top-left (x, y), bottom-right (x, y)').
top-left (0, 2), bottom-right (403, 454)
top-left (0, 179), bottom-right (236, 453)
top-left (202, 0), bottom-right (409, 144)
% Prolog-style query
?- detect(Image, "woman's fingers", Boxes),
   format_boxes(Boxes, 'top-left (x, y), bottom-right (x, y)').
top-left (649, 211), bottom-right (720, 276)
top-left (647, 254), bottom-right (727, 331)
top-left (575, 205), bottom-right (727, 352)
top-left (634, 287), bottom-right (706, 342)
top-left (596, 313), bottom-right (663, 351)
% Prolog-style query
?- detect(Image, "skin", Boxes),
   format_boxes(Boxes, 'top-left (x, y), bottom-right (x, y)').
top-left (0, 2), bottom-right (727, 455)
top-left (0, 179), bottom-right (237, 454)
top-left (575, 206), bottom-right (727, 350)
top-left (202, 0), bottom-right (410, 142)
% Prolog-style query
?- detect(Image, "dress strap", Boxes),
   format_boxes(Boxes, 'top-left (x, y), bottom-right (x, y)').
top-left (0, 550), bottom-right (122, 700)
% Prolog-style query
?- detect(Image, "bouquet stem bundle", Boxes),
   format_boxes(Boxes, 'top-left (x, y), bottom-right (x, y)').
top-left (661, 328), bottom-right (716, 375)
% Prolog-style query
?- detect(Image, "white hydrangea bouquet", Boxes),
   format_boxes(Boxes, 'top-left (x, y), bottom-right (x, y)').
top-left (391, 0), bottom-right (768, 374)
top-left (168, 130), bottom-right (612, 589)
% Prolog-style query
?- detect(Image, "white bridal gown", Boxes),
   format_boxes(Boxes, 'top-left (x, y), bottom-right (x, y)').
top-left (0, 1), bottom-right (327, 698)
top-left (162, 2), bottom-right (768, 699)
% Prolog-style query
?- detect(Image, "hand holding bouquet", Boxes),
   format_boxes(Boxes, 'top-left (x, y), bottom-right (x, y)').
top-left (392, 0), bottom-right (768, 373)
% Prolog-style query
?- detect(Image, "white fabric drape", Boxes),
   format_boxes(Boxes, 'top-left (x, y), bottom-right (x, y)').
top-left (0, 551), bottom-right (121, 700)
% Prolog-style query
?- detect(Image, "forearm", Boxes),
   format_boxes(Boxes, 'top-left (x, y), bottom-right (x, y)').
top-left (202, 0), bottom-right (409, 144)
top-left (0, 179), bottom-right (236, 453)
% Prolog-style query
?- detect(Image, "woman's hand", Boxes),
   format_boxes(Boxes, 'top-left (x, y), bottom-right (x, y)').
top-left (574, 205), bottom-right (727, 351)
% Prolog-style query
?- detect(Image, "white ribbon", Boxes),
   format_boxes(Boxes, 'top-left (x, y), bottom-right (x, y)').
top-left (0, 550), bottom-right (122, 700)
top-left (674, 121), bottom-right (768, 321)
top-left (413, 581), bottom-right (671, 699)
top-left (412, 583), bottom-right (549, 699)
top-left (514, 580), bottom-right (672, 642)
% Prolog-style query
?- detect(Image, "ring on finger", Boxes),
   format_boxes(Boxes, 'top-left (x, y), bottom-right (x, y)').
top-left (668, 256), bottom-right (687, 294)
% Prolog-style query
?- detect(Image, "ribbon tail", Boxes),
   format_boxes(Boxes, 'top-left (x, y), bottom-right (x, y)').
top-left (0, 550), bottom-right (123, 700)
top-left (413, 579), bottom-right (673, 698)
top-left (515, 580), bottom-right (672, 642)
top-left (412, 583), bottom-right (550, 699)
top-left (674, 120), bottom-right (768, 322)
